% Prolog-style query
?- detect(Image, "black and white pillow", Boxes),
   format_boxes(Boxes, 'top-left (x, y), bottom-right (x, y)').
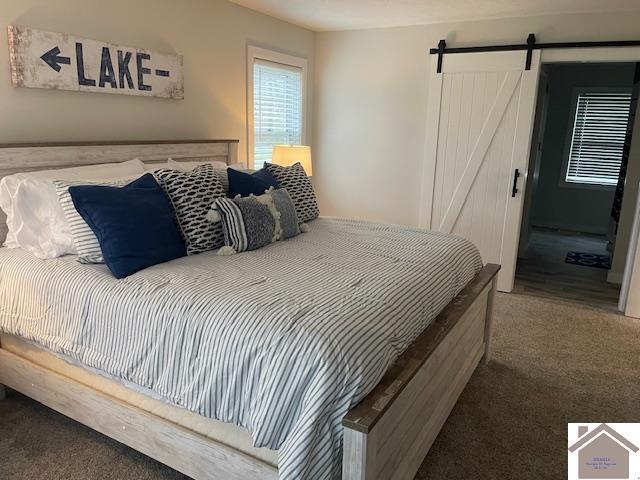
top-left (264, 162), bottom-right (319, 223)
top-left (154, 164), bottom-right (225, 255)
top-left (166, 159), bottom-right (231, 195)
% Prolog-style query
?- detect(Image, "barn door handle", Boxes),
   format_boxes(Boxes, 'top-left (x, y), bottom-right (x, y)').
top-left (511, 169), bottom-right (521, 197)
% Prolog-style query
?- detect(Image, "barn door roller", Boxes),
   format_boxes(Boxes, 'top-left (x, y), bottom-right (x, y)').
top-left (431, 34), bottom-right (640, 73)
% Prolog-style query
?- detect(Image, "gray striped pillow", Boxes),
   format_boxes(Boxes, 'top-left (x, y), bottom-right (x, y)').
top-left (215, 198), bottom-right (249, 253)
top-left (54, 177), bottom-right (138, 263)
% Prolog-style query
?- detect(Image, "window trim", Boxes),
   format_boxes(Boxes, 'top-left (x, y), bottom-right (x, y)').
top-left (560, 86), bottom-right (632, 191)
top-left (247, 46), bottom-right (308, 168)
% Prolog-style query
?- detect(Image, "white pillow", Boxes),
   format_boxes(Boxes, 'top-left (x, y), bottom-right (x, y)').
top-left (142, 158), bottom-right (171, 171)
top-left (167, 158), bottom-right (230, 171)
top-left (0, 159), bottom-right (146, 258)
top-left (54, 176), bottom-right (138, 264)
top-left (143, 158), bottom-right (242, 172)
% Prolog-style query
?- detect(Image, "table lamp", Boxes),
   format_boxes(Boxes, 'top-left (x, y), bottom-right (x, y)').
top-left (272, 145), bottom-right (312, 176)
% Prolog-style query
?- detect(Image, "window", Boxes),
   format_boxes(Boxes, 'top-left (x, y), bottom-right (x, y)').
top-left (565, 91), bottom-right (632, 186)
top-left (248, 47), bottom-right (307, 170)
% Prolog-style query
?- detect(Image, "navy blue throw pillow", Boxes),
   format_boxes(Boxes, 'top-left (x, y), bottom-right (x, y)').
top-left (227, 168), bottom-right (279, 197)
top-left (69, 174), bottom-right (186, 279)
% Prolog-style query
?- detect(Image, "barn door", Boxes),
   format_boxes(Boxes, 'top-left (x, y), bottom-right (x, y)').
top-left (420, 50), bottom-right (540, 292)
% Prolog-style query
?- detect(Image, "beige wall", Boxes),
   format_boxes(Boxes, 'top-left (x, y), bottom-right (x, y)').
top-left (314, 11), bottom-right (640, 226)
top-left (0, 0), bottom-right (315, 163)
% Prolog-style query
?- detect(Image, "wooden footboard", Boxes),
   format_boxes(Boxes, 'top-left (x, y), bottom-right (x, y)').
top-left (342, 263), bottom-right (500, 480)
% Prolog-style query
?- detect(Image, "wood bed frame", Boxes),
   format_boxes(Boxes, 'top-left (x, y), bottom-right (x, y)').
top-left (0, 140), bottom-right (500, 480)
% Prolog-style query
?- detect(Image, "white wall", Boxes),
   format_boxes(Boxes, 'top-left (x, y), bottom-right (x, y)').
top-left (611, 98), bottom-right (640, 282)
top-left (0, 0), bottom-right (315, 163)
top-left (314, 11), bottom-right (640, 226)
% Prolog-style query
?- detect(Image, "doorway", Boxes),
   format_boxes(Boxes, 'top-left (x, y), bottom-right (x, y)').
top-left (515, 62), bottom-right (639, 310)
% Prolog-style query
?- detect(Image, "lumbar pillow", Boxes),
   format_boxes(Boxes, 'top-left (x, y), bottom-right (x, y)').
top-left (209, 188), bottom-right (303, 254)
top-left (269, 188), bottom-right (302, 239)
top-left (68, 174), bottom-right (186, 279)
top-left (54, 176), bottom-right (139, 264)
top-left (263, 162), bottom-right (319, 223)
top-left (153, 164), bottom-right (226, 255)
top-left (227, 167), bottom-right (279, 198)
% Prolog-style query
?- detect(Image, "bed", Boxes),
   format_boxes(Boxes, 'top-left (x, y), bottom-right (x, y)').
top-left (0, 140), bottom-right (499, 480)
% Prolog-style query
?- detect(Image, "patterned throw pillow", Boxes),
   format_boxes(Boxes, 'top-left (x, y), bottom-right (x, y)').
top-left (263, 162), bottom-right (319, 223)
top-left (166, 159), bottom-right (231, 195)
top-left (210, 188), bottom-right (304, 255)
top-left (54, 177), bottom-right (137, 263)
top-left (269, 188), bottom-right (301, 239)
top-left (154, 164), bottom-right (226, 255)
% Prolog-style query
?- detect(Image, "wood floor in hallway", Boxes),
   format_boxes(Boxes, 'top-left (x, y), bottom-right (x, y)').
top-left (514, 228), bottom-right (621, 310)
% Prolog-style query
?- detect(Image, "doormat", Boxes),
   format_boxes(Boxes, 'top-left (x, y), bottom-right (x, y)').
top-left (565, 251), bottom-right (611, 269)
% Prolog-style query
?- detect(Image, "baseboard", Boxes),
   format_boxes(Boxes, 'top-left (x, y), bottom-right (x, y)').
top-left (530, 221), bottom-right (608, 236)
top-left (607, 271), bottom-right (623, 285)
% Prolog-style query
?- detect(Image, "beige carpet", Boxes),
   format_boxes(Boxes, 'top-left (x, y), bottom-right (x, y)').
top-left (1, 293), bottom-right (639, 479)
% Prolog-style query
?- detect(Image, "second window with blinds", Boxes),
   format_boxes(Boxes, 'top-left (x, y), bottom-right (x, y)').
top-left (247, 46), bottom-right (307, 170)
top-left (563, 88), bottom-right (633, 187)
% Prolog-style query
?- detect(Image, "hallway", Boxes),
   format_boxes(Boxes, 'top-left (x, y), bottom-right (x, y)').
top-left (514, 228), bottom-right (621, 310)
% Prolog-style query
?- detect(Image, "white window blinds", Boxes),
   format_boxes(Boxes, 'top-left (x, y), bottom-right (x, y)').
top-left (253, 60), bottom-right (303, 169)
top-left (566, 91), bottom-right (632, 186)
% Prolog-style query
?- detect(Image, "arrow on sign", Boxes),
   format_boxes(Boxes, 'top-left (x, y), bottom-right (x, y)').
top-left (40, 46), bottom-right (71, 72)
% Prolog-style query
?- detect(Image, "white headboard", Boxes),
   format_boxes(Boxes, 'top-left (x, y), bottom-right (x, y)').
top-left (0, 139), bottom-right (240, 243)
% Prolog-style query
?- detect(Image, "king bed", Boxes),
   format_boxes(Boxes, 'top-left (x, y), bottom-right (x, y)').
top-left (0, 139), bottom-right (499, 480)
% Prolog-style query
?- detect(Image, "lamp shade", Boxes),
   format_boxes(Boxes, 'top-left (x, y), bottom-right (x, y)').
top-left (272, 145), bottom-right (312, 176)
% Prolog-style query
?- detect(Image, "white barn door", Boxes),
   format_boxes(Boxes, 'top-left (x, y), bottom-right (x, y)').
top-left (420, 50), bottom-right (540, 292)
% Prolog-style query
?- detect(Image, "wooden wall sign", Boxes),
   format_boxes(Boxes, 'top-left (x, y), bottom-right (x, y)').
top-left (7, 26), bottom-right (184, 100)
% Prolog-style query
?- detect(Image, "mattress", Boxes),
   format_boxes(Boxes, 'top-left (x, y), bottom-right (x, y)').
top-left (0, 217), bottom-right (482, 480)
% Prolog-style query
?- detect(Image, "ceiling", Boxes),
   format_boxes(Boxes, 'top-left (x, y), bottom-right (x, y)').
top-left (228, 0), bottom-right (640, 32)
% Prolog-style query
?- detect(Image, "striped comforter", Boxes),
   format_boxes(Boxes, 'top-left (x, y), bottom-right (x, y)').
top-left (0, 218), bottom-right (482, 479)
